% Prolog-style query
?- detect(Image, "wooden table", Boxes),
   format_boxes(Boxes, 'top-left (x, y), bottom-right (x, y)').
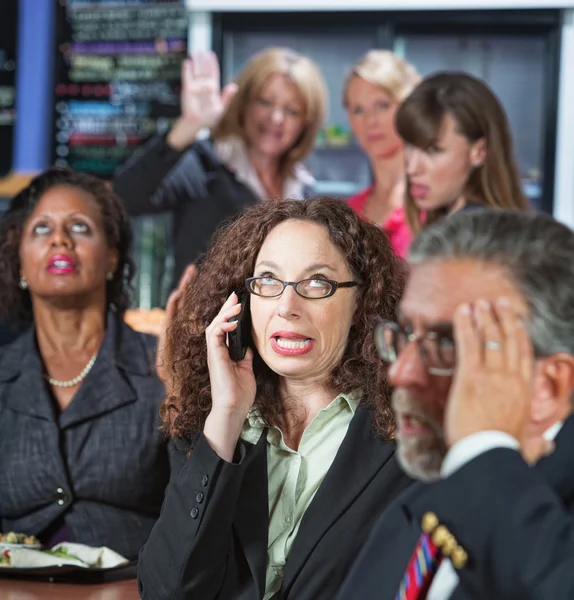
top-left (0, 579), bottom-right (139, 599)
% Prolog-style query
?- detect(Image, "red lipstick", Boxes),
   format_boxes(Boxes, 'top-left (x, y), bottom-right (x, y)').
top-left (47, 254), bottom-right (77, 275)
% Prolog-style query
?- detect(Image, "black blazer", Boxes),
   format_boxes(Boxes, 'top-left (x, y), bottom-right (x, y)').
top-left (137, 405), bottom-right (413, 600)
top-left (337, 415), bottom-right (574, 600)
top-left (0, 322), bottom-right (19, 347)
top-left (113, 135), bottom-right (259, 287)
top-left (0, 313), bottom-right (171, 560)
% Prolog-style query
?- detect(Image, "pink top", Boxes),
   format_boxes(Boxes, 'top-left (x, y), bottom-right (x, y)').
top-left (347, 186), bottom-right (412, 259)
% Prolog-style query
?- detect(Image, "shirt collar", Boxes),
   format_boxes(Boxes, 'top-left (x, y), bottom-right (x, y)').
top-left (241, 390), bottom-right (361, 445)
top-left (214, 135), bottom-right (314, 201)
top-left (544, 420), bottom-right (563, 441)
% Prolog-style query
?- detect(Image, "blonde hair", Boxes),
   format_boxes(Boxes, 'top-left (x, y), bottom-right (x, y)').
top-left (212, 47), bottom-right (327, 175)
top-left (396, 72), bottom-right (530, 233)
top-left (343, 50), bottom-right (421, 106)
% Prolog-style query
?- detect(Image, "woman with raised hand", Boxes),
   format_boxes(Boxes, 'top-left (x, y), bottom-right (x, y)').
top-left (113, 49), bottom-right (327, 287)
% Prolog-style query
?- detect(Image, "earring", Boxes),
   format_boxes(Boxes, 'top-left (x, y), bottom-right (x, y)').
top-left (19, 277), bottom-right (28, 290)
top-left (106, 272), bottom-right (114, 281)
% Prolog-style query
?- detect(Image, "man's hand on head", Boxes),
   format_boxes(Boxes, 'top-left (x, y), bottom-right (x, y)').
top-left (445, 298), bottom-right (536, 451)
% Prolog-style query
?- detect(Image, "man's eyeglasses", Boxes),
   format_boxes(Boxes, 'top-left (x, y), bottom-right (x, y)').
top-left (245, 276), bottom-right (358, 299)
top-left (374, 320), bottom-right (455, 376)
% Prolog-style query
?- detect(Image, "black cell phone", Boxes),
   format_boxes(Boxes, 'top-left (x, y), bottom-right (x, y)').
top-left (227, 290), bottom-right (252, 362)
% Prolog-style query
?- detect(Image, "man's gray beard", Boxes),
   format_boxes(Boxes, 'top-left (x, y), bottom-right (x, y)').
top-left (392, 387), bottom-right (449, 481)
top-left (396, 440), bottom-right (445, 482)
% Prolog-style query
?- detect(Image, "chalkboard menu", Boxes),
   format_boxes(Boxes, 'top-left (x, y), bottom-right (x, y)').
top-left (0, 1), bottom-right (18, 178)
top-left (53, 0), bottom-right (189, 178)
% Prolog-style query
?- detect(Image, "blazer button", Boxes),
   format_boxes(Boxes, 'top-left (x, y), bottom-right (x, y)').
top-left (53, 487), bottom-right (69, 506)
top-left (196, 492), bottom-right (204, 504)
top-left (201, 475), bottom-right (209, 487)
top-left (190, 507), bottom-right (199, 519)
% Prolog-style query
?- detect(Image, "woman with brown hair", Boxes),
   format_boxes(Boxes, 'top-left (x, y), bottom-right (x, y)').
top-left (113, 49), bottom-right (327, 287)
top-left (397, 71), bottom-right (530, 233)
top-left (137, 197), bottom-right (412, 600)
top-left (344, 50), bottom-right (421, 258)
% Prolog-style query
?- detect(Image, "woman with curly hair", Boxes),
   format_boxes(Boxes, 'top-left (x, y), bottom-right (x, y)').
top-left (0, 167), bottom-right (171, 560)
top-left (138, 197), bottom-right (413, 600)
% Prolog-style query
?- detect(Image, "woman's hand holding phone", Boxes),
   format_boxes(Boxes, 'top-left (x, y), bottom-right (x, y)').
top-left (204, 292), bottom-right (256, 462)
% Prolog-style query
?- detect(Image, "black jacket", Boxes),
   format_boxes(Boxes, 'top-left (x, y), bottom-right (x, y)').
top-left (0, 323), bottom-right (19, 347)
top-left (113, 135), bottom-right (259, 287)
top-left (337, 415), bottom-right (574, 600)
top-left (0, 313), bottom-right (172, 560)
top-left (137, 405), bottom-right (413, 600)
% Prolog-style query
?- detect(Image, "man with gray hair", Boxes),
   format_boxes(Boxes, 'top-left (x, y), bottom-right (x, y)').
top-left (337, 209), bottom-right (574, 600)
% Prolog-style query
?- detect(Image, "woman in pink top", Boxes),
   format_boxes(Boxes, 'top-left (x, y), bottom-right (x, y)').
top-left (344, 51), bottom-right (420, 258)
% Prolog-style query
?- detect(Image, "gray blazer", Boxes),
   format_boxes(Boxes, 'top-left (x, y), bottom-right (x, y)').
top-left (0, 313), bottom-right (172, 559)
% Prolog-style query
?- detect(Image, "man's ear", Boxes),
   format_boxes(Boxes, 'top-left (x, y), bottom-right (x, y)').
top-left (532, 354), bottom-right (574, 425)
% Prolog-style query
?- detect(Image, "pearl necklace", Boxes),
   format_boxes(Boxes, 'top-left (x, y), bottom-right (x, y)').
top-left (45, 353), bottom-right (98, 388)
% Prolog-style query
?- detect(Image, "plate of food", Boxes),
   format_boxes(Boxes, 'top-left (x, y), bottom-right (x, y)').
top-left (0, 531), bottom-right (41, 550)
top-left (0, 540), bottom-right (133, 581)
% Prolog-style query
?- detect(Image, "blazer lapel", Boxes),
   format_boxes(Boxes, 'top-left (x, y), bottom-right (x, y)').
top-left (280, 406), bottom-right (397, 593)
top-left (233, 432), bottom-right (269, 599)
top-left (1, 315), bottom-right (153, 429)
top-left (1, 328), bottom-right (55, 422)
top-left (59, 315), bottom-right (145, 429)
top-left (376, 488), bottom-right (428, 599)
top-left (398, 487), bottom-right (472, 600)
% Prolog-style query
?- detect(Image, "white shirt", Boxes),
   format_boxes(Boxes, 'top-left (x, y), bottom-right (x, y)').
top-left (215, 136), bottom-right (314, 202)
top-left (427, 423), bottom-right (563, 600)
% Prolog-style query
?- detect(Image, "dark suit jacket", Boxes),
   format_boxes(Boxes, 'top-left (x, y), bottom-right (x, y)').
top-left (137, 405), bottom-right (414, 600)
top-left (0, 322), bottom-right (19, 347)
top-left (0, 313), bottom-right (171, 560)
top-left (337, 415), bottom-right (574, 600)
top-left (113, 135), bottom-right (259, 287)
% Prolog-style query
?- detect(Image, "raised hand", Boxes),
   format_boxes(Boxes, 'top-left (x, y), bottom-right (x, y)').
top-left (203, 292), bottom-right (256, 462)
top-left (167, 52), bottom-right (238, 150)
top-left (182, 52), bottom-right (238, 129)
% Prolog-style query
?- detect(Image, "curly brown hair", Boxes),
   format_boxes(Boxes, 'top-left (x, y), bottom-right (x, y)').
top-left (162, 197), bottom-right (406, 442)
top-left (0, 167), bottom-right (134, 328)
